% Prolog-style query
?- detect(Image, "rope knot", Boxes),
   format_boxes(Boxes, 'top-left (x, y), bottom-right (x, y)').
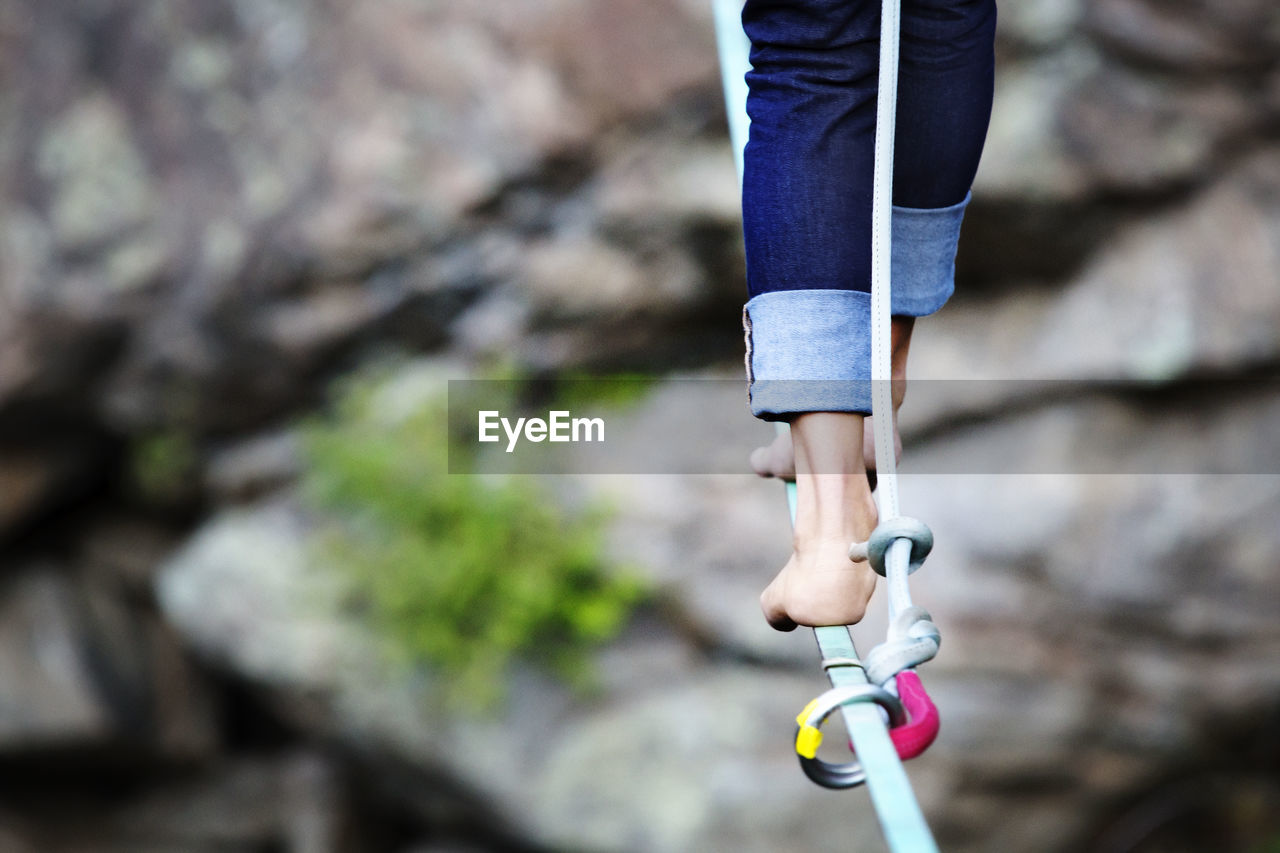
top-left (866, 516), bottom-right (933, 577)
top-left (864, 606), bottom-right (941, 685)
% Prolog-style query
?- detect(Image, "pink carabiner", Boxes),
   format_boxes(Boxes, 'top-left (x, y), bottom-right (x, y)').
top-left (887, 671), bottom-right (939, 759)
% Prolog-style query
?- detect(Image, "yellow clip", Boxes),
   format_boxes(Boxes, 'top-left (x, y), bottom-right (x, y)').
top-left (795, 725), bottom-right (823, 759)
top-left (795, 697), bottom-right (821, 727)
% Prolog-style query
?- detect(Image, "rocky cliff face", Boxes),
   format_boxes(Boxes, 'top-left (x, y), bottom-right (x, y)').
top-left (1, 0), bottom-right (1279, 851)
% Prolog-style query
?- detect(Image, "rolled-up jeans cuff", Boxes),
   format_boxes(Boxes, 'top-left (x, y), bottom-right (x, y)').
top-left (891, 191), bottom-right (970, 317)
top-left (743, 289), bottom-right (871, 420)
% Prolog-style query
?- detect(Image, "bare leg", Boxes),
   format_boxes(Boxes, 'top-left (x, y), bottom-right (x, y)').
top-left (759, 411), bottom-right (880, 630)
top-left (751, 317), bottom-right (915, 481)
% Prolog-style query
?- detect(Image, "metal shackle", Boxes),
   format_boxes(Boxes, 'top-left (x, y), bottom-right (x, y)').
top-left (793, 684), bottom-right (907, 789)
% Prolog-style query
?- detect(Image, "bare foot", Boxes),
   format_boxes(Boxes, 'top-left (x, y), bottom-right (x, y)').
top-left (750, 316), bottom-right (914, 482)
top-left (760, 412), bottom-right (880, 631)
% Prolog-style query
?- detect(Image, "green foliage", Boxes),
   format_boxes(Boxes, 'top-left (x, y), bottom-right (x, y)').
top-left (547, 373), bottom-right (657, 411)
top-left (466, 358), bottom-right (656, 408)
top-left (300, 364), bottom-right (648, 709)
top-left (131, 430), bottom-right (198, 501)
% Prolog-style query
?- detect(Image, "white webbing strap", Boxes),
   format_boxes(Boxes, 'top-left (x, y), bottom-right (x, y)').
top-left (869, 0), bottom-right (918, 630)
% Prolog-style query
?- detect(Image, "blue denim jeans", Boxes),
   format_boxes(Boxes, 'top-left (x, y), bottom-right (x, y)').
top-left (741, 0), bottom-right (997, 418)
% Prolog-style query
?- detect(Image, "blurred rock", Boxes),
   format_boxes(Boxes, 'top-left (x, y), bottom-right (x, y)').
top-left (77, 515), bottom-right (182, 590)
top-left (979, 54), bottom-right (1262, 203)
top-left (1085, 0), bottom-right (1280, 72)
top-left (522, 235), bottom-right (654, 322)
top-left (0, 816), bottom-right (37, 853)
top-left (155, 501), bottom-right (363, 692)
top-left (203, 430), bottom-right (303, 503)
top-left (504, 0), bottom-right (718, 129)
top-left (6, 753), bottom-right (346, 853)
top-left (1062, 70), bottom-right (1258, 194)
top-left (975, 48), bottom-right (1098, 202)
top-left (0, 572), bottom-right (112, 750)
top-left (594, 138), bottom-right (741, 229)
top-left (1028, 152), bottom-right (1280, 378)
top-left (0, 436), bottom-right (115, 542)
top-left (908, 148), bottom-right (1280, 445)
top-left (96, 754), bottom-right (345, 853)
top-left (2, 0), bottom-right (1280, 850)
top-left (995, 0), bottom-right (1084, 53)
top-left (36, 94), bottom-right (159, 256)
top-left (0, 451), bottom-right (58, 539)
top-left (0, 568), bottom-right (218, 759)
top-left (255, 285), bottom-right (408, 364)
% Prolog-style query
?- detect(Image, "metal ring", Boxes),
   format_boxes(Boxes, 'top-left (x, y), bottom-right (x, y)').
top-left (794, 684), bottom-right (907, 789)
top-left (866, 517), bottom-right (934, 577)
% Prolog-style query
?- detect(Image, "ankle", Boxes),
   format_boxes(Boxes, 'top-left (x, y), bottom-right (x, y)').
top-left (790, 412), bottom-right (867, 477)
top-left (889, 316), bottom-right (914, 408)
top-left (791, 480), bottom-right (877, 546)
